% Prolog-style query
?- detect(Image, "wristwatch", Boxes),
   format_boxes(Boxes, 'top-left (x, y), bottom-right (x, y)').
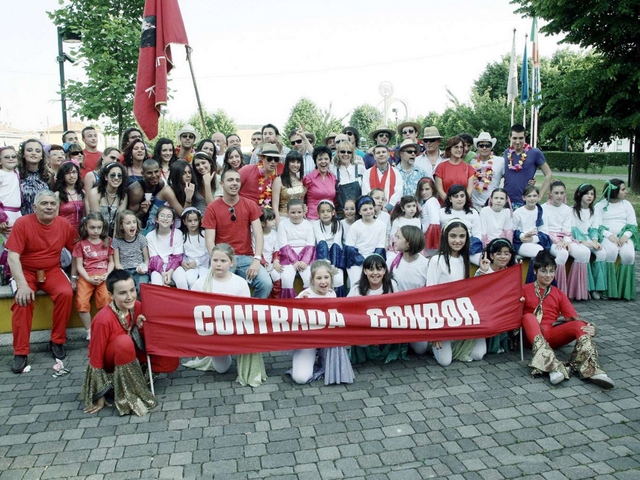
top-left (253, 255), bottom-right (261, 262)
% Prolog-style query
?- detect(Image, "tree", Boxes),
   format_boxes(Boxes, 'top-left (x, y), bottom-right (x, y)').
top-left (511, 0), bottom-right (640, 190)
top-left (49, 0), bottom-right (145, 140)
top-left (349, 105), bottom-right (383, 142)
top-left (188, 108), bottom-right (237, 139)
top-left (284, 98), bottom-right (345, 146)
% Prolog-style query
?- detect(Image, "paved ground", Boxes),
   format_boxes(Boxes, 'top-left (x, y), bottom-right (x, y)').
top-left (1, 282), bottom-right (639, 479)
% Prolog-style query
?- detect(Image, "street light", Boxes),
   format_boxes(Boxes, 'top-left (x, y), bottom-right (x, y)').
top-left (57, 26), bottom-right (81, 132)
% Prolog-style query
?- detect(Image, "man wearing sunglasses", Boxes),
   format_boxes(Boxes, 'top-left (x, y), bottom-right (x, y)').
top-left (239, 143), bottom-right (285, 206)
top-left (203, 169), bottom-right (273, 298)
top-left (176, 124), bottom-right (200, 163)
top-left (415, 126), bottom-right (444, 175)
top-left (396, 139), bottom-right (429, 196)
top-left (288, 128), bottom-right (315, 176)
top-left (363, 126), bottom-right (395, 168)
top-left (394, 121), bottom-right (424, 161)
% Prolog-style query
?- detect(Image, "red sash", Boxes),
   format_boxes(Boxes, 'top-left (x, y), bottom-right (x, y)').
top-left (369, 166), bottom-right (396, 198)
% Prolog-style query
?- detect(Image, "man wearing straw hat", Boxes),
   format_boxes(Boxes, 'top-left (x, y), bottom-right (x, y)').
top-left (239, 143), bottom-right (285, 207)
top-left (415, 126), bottom-right (444, 176)
top-left (363, 125), bottom-right (395, 168)
top-left (176, 124), bottom-right (200, 163)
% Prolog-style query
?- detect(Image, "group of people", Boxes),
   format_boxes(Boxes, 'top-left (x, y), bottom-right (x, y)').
top-left (1, 121), bottom-right (633, 416)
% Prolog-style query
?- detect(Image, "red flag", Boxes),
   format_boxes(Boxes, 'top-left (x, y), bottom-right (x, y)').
top-left (133, 0), bottom-right (189, 140)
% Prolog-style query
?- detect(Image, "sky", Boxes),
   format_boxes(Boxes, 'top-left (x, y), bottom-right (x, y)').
top-left (0, 0), bottom-right (574, 134)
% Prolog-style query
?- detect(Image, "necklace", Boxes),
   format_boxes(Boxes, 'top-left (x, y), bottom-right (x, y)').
top-left (471, 154), bottom-right (495, 192)
top-left (109, 302), bottom-right (133, 333)
top-left (507, 144), bottom-right (531, 171)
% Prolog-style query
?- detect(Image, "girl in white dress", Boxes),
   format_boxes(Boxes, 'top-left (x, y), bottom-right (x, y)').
top-left (416, 177), bottom-right (441, 256)
top-left (595, 179), bottom-right (638, 300)
top-left (291, 260), bottom-right (355, 385)
top-left (345, 195), bottom-right (387, 287)
top-left (439, 184), bottom-right (482, 265)
top-left (389, 195), bottom-right (421, 252)
top-left (189, 243), bottom-right (267, 386)
top-left (146, 207), bottom-right (187, 289)
top-left (423, 220), bottom-right (486, 366)
top-left (479, 188), bottom-right (513, 247)
top-left (313, 200), bottom-right (346, 297)
top-left (175, 208), bottom-right (209, 289)
top-left (274, 199), bottom-right (316, 298)
top-left (571, 184), bottom-right (606, 299)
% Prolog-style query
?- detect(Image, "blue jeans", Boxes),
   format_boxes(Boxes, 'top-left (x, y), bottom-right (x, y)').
top-left (233, 255), bottom-right (273, 298)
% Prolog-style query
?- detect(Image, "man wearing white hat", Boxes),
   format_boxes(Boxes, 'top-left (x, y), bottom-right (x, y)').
top-left (176, 124), bottom-right (200, 163)
top-left (239, 143), bottom-right (285, 206)
top-left (470, 132), bottom-right (505, 210)
top-left (395, 139), bottom-right (428, 196)
top-left (415, 126), bottom-right (444, 176)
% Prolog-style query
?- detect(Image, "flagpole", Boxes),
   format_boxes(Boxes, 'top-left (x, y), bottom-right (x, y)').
top-left (522, 34), bottom-right (528, 127)
top-left (186, 47), bottom-right (209, 139)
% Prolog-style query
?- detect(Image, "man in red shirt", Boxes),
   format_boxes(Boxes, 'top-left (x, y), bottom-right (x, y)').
top-left (81, 126), bottom-right (102, 178)
top-left (6, 191), bottom-right (78, 373)
top-left (238, 143), bottom-right (284, 207)
top-left (203, 169), bottom-right (272, 298)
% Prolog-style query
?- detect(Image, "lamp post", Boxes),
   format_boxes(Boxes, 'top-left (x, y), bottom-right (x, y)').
top-left (57, 26), bottom-right (81, 132)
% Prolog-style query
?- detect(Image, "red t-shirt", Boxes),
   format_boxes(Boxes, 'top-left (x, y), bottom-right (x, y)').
top-left (81, 150), bottom-right (102, 178)
top-left (434, 160), bottom-right (475, 196)
top-left (72, 238), bottom-right (113, 275)
top-left (5, 214), bottom-right (76, 272)
top-left (202, 196), bottom-right (261, 256)
top-left (238, 163), bottom-right (284, 205)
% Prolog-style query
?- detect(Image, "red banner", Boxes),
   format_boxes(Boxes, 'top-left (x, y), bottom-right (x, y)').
top-left (141, 265), bottom-right (523, 357)
top-left (133, 0), bottom-right (189, 140)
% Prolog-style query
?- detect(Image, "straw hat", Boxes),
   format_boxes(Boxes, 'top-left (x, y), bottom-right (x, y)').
top-left (259, 143), bottom-right (285, 158)
top-left (369, 126), bottom-right (395, 141)
top-left (397, 139), bottom-right (421, 153)
top-left (176, 124), bottom-right (201, 144)
top-left (397, 121), bottom-right (422, 136)
top-left (322, 132), bottom-right (338, 145)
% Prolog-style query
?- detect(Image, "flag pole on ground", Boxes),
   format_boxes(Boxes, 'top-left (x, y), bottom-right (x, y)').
top-left (186, 49), bottom-right (208, 139)
top-left (506, 28), bottom-right (518, 127)
top-left (520, 34), bottom-right (529, 128)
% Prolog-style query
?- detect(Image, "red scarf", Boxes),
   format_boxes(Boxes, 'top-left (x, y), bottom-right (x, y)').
top-left (369, 165), bottom-right (396, 198)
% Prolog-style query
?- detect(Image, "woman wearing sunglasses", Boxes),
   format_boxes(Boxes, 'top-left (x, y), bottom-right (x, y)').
top-left (84, 147), bottom-right (121, 194)
top-left (89, 162), bottom-right (128, 237)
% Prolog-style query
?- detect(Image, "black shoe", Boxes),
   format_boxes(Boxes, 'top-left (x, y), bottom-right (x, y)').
top-left (50, 342), bottom-right (66, 360)
top-left (12, 355), bottom-right (28, 373)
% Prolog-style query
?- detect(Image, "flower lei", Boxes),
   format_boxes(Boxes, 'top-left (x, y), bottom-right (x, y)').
top-left (175, 146), bottom-right (194, 164)
top-left (471, 154), bottom-right (494, 192)
top-left (257, 162), bottom-right (277, 207)
top-left (507, 143), bottom-right (531, 172)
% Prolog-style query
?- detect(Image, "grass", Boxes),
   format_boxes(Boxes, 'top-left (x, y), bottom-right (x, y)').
top-left (551, 173), bottom-right (640, 218)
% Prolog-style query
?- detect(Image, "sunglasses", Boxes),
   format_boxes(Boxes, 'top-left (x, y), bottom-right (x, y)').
top-left (377, 133), bottom-right (390, 138)
top-left (423, 139), bottom-right (438, 143)
top-left (403, 150), bottom-right (417, 155)
top-left (228, 206), bottom-right (236, 222)
top-left (339, 150), bottom-right (352, 154)
top-left (477, 143), bottom-right (492, 148)
top-left (402, 129), bottom-right (415, 134)
top-left (346, 132), bottom-right (354, 136)
top-left (290, 139), bottom-right (303, 145)
top-left (264, 157), bottom-right (279, 163)
top-left (69, 151), bottom-right (84, 157)
top-left (108, 173), bottom-right (123, 179)
top-left (181, 134), bottom-right (196, 139)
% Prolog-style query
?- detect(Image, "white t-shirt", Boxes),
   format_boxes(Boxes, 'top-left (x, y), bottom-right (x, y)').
top-left (146, 229), bottom-right (184, 263)
top-left (191, 272), bottom-right (250, 297)
top-left (389, 254), bottom-right (429, 291)
top-left (595, 200), bottom-right (637, 237)
top-left (345, 219), bottom-right (386, 257)
top-left (479, 206), bottom-right (513, 244)
top-left (296, 288), bottom-right (336, 298)
top-left (427, 254), bottom-right (465, 285)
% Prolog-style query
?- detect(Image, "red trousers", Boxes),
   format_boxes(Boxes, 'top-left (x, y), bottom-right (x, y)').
top-left (11, 268), bottom-right (73, 355)
top-left (522, 313), bottom-right (588, 349)
top-left (103, 334), bottom-right (179, 374)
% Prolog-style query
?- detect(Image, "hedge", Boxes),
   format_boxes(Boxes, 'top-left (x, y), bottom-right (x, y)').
top-left (543, 152), bottom-right (629, 173)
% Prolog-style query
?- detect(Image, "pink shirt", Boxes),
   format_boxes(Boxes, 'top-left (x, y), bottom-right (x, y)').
top-left (72, 238), bottom-right (113, 275)
top-left (303, 169), bottom-right (336, 220)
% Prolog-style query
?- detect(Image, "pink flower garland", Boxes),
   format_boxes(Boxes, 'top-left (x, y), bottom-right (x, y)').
top-left (471, 154), bottom-right (494, 192)
top-left (507, 143), bottom-right (531, 172)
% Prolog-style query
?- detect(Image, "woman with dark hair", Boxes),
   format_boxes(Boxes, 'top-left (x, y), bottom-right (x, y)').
top-left (54, 161), bottom-right (87, 232)
top-left (88, 162), bottom-right (128, 237)
top-left (192, 152), bottom-right (218, 205)
top-left (122, 138), bottom-right (149, 186)
top-left (47, 144), bottom-right (66, 180)
top-left (152, 138), bottom-right (178, 180)
top-left (120, 127), bottom-right (142, 151)
top-left (221, 145), bottom-right (244, 173)
top-left (143, 160), bottom-right (198, 233)
top-left (439, 184), bottom-right (483, 265)
top-left (195, 138), bottom-right (217, 163)
top-left (433, 136), bottom-right (475, 202)
top-left (476, 238), bottom-right (517, 353)
top-left (347, 253), bottom-right (400, 364)
top-left (84, 147), bottom-right (120, 194)
top-left (18, 139), bottom-right (53, 215)
top-left (271, 150), bottom-right (306, 223)
top-left (595, 179), bottom-right (638, 300)
top-left (303, 146), bottom-right (336, 221)
top-left (342, 126), bottom-right (365, 157)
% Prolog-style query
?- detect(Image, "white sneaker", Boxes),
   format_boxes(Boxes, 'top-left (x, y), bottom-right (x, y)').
top-left (588, 373), bottom-right (614, 389)
top-left (549, 371), bottom-right (565, 385)
top-left (591, 291), bottom-right (601, 300)
top-left (85, 329), bottom-right (91, 341)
